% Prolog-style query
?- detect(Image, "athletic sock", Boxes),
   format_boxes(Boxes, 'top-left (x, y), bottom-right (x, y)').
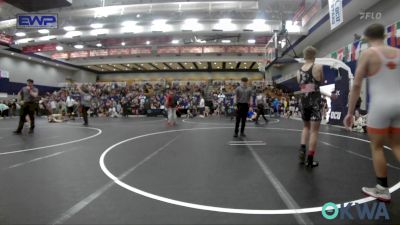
top-left (377, 177), bottom-right (388, 188)
top-left (299, 145), bottom-right (306, 163)
top-left (308, 150), bottom-right (315, 157)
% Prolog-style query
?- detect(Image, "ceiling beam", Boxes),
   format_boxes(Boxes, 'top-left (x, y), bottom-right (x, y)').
top-left (163, 63), bottom-right (173, 70)
top-left (148, 63), bottom-right (160, 70)
top-left (236, 62), bottom-right (241, 69)
top-left (250, 62), bottom-right (256, 69)
top-left (69, 55), bottom-right (264, 66)
top-left (193, 62), bottom-right (199, 70)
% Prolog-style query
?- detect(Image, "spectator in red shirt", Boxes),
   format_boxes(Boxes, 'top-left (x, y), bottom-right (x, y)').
top-left (165, 88), bottom-right (177, 126)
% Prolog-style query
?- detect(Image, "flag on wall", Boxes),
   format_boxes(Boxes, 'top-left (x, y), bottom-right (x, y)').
top-left (337, 48), bottom-right (344, 61)
top-left (331, 51), bottom-right (338, 59)
top-left (342, 44), bottom-right (352, 62)
top-left (328, 20), bottom-right (400, 62)
top-left (386, 21), bottom-right (400, 48)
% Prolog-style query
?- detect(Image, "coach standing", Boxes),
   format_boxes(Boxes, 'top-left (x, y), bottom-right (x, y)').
top-left (14, 79), bottom-right (38, 134)
top-left (234, 77), bottom-right (252, 138)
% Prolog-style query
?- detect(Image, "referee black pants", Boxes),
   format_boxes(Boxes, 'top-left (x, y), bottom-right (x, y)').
top-left (82, 106), bottom-right (90, 125)
top-left (16, 102), bottom-right (35, 132)
top-left (234, 103), bottom-right (249, 134)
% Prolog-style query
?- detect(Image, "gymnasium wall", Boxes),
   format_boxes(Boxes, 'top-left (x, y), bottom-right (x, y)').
top-left (276, 0), bottom-right (400, 79)
top-left (0, 54), bottom-right (72, 86)
top-left (0, 53), bottom-right (97, 95)
top-left (98, 71), bottom-right (264, 83)
top-left (314, 0), bottom-right (400, 57)
top-left (71, 70), bottom-right (97, 83)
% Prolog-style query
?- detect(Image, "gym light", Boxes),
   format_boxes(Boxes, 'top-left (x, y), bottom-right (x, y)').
top-left (74, 44), bottom-right (84, 49)
top-left (182, 18), bottom-right (203, 31)
top-left (39, 35), bottom-right (56, 41)
top-left (90, 23), bottom-right (103, 29)
top-left (146, 41), bottom-right (150, 45)
top-left (219, 18), bottom-right (232, 24)
top-left (90, 29), bottom-right (109, 36)
top-left (253, 19), bottom-right (266, 24)
top-left (38, 29), bottom-right (49, 34)
top-left (152, 19), bottom-right (167, 25)
top-left (247, 19), bottom-right (269, 32)
top-left (151, 19), bottom-right (171, 32)
top-left (247, 39), bottom-right (256, 44)
top-left (121, 42), bottom-right (126, 46)
top-left (120, 25), bottom-right (143, 33)
top-left (96, 43), bottom-right (102, 47)
top-left (121, 21), bottom-right (137, 27)
top-left (64, 31), bottom-right (82, 38)
top-left (56, 46), bottom-right (64, 51)
top-left (214, 18), bottom-right (236, 31)
top-left (171, 40), bottom-right (179, 44)
top-left (285, 20), bottom-right (301, 33)
top-left (15, 32), bottom-right (26, 37)
top-left (63, 26), bottom-right (75, 31)
top-left (221, 40), bottom-right (231, 43)
top-left (15, 38), bottom-right (33, 44)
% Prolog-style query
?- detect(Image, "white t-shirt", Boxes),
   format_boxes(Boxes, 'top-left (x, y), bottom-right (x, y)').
top-left (66, 97), bottom-right (76, 107)
top-left (50, 101), bottom-right (57, 109)
top-left (199, 98), bottom-right (205, 108)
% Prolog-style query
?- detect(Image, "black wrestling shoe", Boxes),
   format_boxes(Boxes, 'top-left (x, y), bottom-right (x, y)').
top-left (28, 129), bottom-right (34, 134)
top-left (233, 133), bottom-right (238, 138)
top-left (13, 130), bottom-right (22, 134)
top-left (305, 156), bottom-right (319, 168)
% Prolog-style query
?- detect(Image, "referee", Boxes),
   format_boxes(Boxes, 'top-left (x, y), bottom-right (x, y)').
top-left (14, 79), bottom-right (38, 134)
top-left (234, 77), bottom-right (252, 137)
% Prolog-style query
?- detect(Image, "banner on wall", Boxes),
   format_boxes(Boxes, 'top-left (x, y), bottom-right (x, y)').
top-left (51, 52), bottom-right (69, 59)
top-left (329, 69), bottom-right (349, 125)
top-left (70, 51), bottom-right (89, 58)
top-left (157, 47), bottom-right (179, 54)
top-left (328, 0), bottom-right (343, 30)
top-left (0, 33), bottom-right (13, 45)
top-left (22, 43), bottom-right (57, 53)
top-left (203, 46), bottom-right (225, 53)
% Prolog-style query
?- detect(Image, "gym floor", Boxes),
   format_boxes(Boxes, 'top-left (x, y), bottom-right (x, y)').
top-left (0, 117), bottom-right (399, 225)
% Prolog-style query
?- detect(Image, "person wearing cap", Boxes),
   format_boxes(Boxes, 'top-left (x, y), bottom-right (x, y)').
top-left (233, 77), bottom-right (252, 137)
top-left (13, 79), bottom-right (39, 134)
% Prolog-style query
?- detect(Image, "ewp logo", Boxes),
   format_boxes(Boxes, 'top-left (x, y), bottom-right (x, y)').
top-left (17, 14), bottom-right (58, 29)
top-left (322, 202), bottom-right (390, 220)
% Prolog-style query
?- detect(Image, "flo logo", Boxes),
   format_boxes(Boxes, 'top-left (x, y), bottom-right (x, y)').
top-left (322, 202), bottom-right (390, 220)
